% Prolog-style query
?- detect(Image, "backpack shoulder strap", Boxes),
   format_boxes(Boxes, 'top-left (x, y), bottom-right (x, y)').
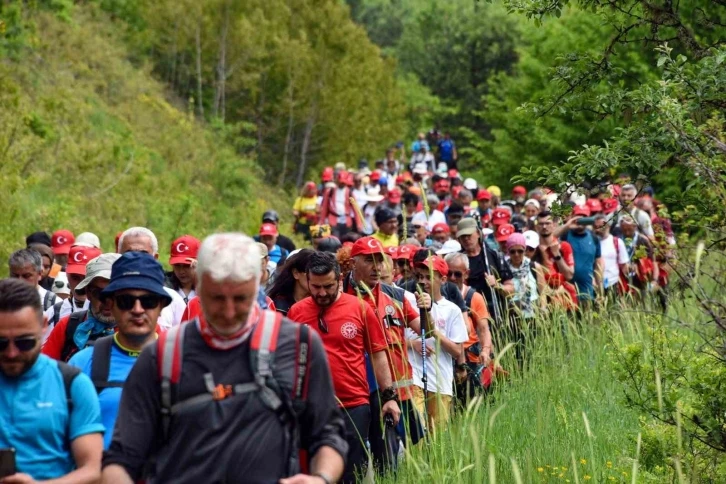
top-left (91, 335), bottom-right (125, 394)
top-left (249, 311), bottom-right (284, 413)
top-left (291, 323), bottom-right (312, 406)
top-left (52, 300), bottom-right (64, 326)
top-left (61, 310), bottom-right (90, 362)
top-left (43, 290), bottom-right (55, 311)
top-left (57, 360), bottom-right (81, 441)
top-left (159, 323), bottom-right (186, 440)
top-left (464, 287), bottom-right (475, 309)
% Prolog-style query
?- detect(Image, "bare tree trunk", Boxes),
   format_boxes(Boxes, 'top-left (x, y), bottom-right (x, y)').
top-left (195, 21), bottom-right (204, 118)
top-left (256, 72), bottom-right (266, 162)
top-left (280, 68), bottom-right (295, 186)
top-left (213, 1), bottom-right (229, 121)
top-left (297, 99), bottom-right (317, 188)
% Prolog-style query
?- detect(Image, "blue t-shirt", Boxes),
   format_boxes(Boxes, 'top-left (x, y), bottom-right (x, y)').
top-left (69, 341), bottom-right (138, 449)
top-left (563, 230), bottom-right (601, 300)
top-left (268, 245), bottom-right (287, 265)
top-left (437, 139), bottom-right (455, 162)
top-left (0, 354), bottom-right (104, 479)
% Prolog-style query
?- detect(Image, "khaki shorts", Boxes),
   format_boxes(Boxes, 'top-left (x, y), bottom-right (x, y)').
top-left (411, 386), bottom-right (452, 433)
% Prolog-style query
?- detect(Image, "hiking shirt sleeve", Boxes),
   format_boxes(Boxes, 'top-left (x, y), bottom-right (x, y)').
top-left (362, 303), bottom-right (388, 354)
top-left (102, 343), bottom-right (160, 480)
top-left (559, 242), bottom-right (575, 268)
top-left (299, 330), bottom-right (349, 460)
top-left (68, 370), bottom-right (105, 440)
top-left (470, 292), bottom-right (490, 322)
top-left (41, 315), bottom-right (70, 360)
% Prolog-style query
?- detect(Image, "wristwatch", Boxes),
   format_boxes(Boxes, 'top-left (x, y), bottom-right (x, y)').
top-left (552, 255), bottom-right (562, 261)
top-left (313, 472), bottom-right (334, 484)
top-left (380, 386), bottom-right (399, 404)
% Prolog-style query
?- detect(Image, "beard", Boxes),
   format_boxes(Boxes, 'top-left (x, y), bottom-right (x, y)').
top-left (313, 293), bottom-right (336, 308)
top-left (0, 348), bottom-right (40, 378)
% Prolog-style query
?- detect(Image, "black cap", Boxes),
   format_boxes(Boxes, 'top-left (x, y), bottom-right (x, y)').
top-left (317, 237), bottom-right (342, 254)
top-left (375, 208), bottom-right (397, 226)
top-left (262, 210), bottom-right (279, 223)
top-left (26, 231), bottom-right (52, 247)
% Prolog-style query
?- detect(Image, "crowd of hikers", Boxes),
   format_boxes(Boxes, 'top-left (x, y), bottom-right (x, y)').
top-left (0, 131), bottom-right (677, 483)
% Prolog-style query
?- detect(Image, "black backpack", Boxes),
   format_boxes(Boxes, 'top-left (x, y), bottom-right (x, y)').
top-left (89, 335), bottom-right (126, 394)
top-left (59, 310), bottom-right (91, 362)
top-left (57, 361), bottom-right (81, 442)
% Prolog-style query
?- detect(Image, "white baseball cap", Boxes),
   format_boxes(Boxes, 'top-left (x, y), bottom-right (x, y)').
top-left (436, 240), bottom-right (462, 256)
top-left (463, 178), bottom-right (478, 190)
top-left (74, 232), bottom-right (101, 248)
top-left (523, 230), bottom-right (540, 249)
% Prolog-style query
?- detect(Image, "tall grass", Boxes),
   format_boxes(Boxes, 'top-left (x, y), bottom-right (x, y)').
top-left (377, 307), bottom-right (660, 483)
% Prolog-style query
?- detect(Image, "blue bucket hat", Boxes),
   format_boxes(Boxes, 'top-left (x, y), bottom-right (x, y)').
top-left (102, 252), bottom-right (171, 306)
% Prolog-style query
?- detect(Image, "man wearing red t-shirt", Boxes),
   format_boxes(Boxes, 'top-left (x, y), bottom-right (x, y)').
top-left (287, 251), bottom-right (400, 484)
top-left (343, 237), bottom-right (428, 472)
top-left (535, 211), bottom-right (577, 310)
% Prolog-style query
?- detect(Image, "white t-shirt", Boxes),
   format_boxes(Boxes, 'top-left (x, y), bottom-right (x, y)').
top-left (600, 234), bottom-right (630, 288)
top-left (176, 287), bottom-right (197, 305)
top-left (406, 298), bottom-right (468, 396)
top-left (352, 188), bottom-right (367, 211)
top-left (158, 287), bottom-right (188, 330)
top-left (334, 188), bottom-right (347, 225)
top-left (412, 209), bottom-right (446, 232)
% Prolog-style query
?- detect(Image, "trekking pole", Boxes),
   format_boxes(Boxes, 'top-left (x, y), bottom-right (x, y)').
top-left (473, 213), bottom-right (502, 324)
top-left (416, 286), bottom-right (429, 436)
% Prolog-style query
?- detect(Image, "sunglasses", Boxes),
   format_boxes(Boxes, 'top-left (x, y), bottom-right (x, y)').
top-left (448, 270), bottom-right (464, 279)
top-left (317, 309), bottom-right (329, 334)
top-left (0, 335), bottom-right (38, 352)
top-left (509, 249), bottom-right (525, 255)
top-left (114, 294), bottom-right (163, 311)
top-left (86, 286), bottom-right (104, 300)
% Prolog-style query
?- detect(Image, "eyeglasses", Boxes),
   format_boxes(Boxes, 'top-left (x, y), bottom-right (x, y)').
top-left (448, 270), bottom-right (463, 279)
top-left (412, 224), bottom-right (424, 230)
top-left (509, 249), bottom-right (525, 255)
top-left (114, 294), bottom-right (163, 311)
top-left (0, 335), bottom-right (38, 352)
top-left (594, 225), bottom-right (607, 231)
top-left (317, 309), bottom-right (329, 334)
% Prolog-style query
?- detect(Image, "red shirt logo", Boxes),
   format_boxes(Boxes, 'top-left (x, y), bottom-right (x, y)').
top-left (340, 322), bottom-right (358, 340)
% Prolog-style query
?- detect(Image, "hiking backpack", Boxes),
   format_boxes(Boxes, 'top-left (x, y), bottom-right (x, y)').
top-left (157, 311), bottom-right (312, 476)
top-left (89, 335), bottom-right (126, 394)
top-left (59, 310), bottom-right (91, 362)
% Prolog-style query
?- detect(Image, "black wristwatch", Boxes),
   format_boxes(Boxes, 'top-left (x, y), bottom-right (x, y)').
top-left (313, 472), bottom-right (334, 484)
top-left (456, 363), bottom-right (467, 372)
top-left (380, 386), bottom-right (399, 404)
top-left (552, 255), bottom-right (562, 261)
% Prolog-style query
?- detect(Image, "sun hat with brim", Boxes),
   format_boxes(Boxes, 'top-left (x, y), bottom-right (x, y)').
top-left (101, 252), bottom-right (171, 306)
top-left (456, 218), bottom-right (479, 238)
top-left (76, 253), bottom-right (122, 292)
top-left (436, 240), bottom-right (462, 256)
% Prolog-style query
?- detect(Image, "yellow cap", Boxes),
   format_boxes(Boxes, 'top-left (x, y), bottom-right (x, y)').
top-left (487, 185), bottom-right (502, 197)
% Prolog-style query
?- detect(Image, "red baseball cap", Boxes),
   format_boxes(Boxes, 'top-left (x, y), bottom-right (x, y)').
top-left (477, 189), bottom-right (492, 201)
top-left (169, 235), bottom-right (201, 265)
top-left (51, 230), bottom-right (75, 255)
top-left (394, 244), bottom-right (416, 260)
top-left (495, 223), bottom-right (515, 242)
top-left (432, 223), bottom-right (450, 234)
top-left (388, 188), bottom-right (402, 204)
top-left (384, 246), bottom-right (398, 258)
top-left (512, 185), bottom-right (527, 196)
top-left (370, 171), bottom-right (381, 182)
top-left (304, 181), bottom-right (317, 191)
top-left (65, 245), bottom-right (103, 276)
top-left (448, 169), bottom-right (459, 179)
top-left (586, 198), bottom-right (603, 214)
top-left (259, 223), bottom-right (279, 237)
top-left (602, 198), bottom-right (618, 214)
top-left (452, 186), bottom-right (463, 199)
top-left (395, 175), bottom-right (405, 185)
top-left (491, 208), bottom-right (511, 226)
top-left (321, 167), bottom-right (334, 182)
top-left (416, 255), bottom-right (449, 278)
top-left (572, 205), bottom-right (591, 217)
top-left (350, 237), bottom-right (384, 257)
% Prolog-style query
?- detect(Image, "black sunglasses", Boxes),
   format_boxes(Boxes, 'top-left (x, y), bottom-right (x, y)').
top-left (509, 249), bottom-right (525, 255)
top-left (114, 294), bottom-right (163, 311)
top-left (317, 309), bottom-right (329, 334)
top-left (448, 270), bottom-right (464, 279)
top-left (0, 335), bottom-right (38, 353)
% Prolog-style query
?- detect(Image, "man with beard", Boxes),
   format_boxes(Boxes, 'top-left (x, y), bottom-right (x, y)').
top-left (69, 252), bottom-right (171, 449)
top-left (0, 278), bottom-right (104, 482)
top-left (103, 234), bottom-right (346, 484)
top-left (42, 254), bottom-right (121, 362)
top-left (559, 205), bottom-right (604, 305)
top-left (288, 251), bottom-right (400, 484)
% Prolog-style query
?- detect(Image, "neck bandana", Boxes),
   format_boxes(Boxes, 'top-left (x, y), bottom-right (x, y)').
top-left (196, 303), bottom-right (261, 350)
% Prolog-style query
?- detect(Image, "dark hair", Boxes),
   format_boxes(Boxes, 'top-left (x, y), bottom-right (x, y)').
top-left (537, 210), bottom-right (553, 219)
top-left (0, 278), bottom-right (42, 319)
top-left (447, 201), bottom-right (465, 215)
top-left (339, 232), bottom-right (361, 244)
top-left (412, 248), bottom-right (436, 265)
top-left (267, 249), bottom-right (314, 301)
top-left (28, 244), bottom-right (54, 264)
top-left (403, 192), bottom-right (419, 206)
top-left (318, 237), bottom-right (342, 254)
top-left (9, 248), bottom-right (42, 272)
top-left (306, 251), bottom-right (341, 279)
top-left (594, 214), bottom-right (608, 224)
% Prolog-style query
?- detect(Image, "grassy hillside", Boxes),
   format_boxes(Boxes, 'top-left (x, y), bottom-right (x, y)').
top-left (0, 6), bottom-right (288, 269)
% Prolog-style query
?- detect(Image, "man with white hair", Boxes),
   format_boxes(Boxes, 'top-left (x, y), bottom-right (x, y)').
top-left (616, 184), bottom-right (654, 238)
top-left (102, 233), bottom-right (346, 484)
top-left (117, 227), bottom-right (187, 329)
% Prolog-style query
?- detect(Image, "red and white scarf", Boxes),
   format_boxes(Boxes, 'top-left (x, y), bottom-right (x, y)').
top-left (196, 303), bottom-right (261, 350)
